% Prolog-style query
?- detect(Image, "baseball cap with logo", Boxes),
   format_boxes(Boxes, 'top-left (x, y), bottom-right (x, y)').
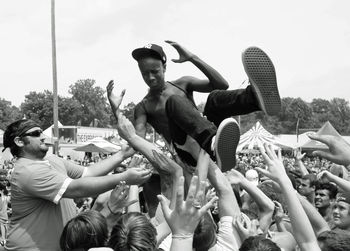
top-left (132, 44), bottom-right (167, 64)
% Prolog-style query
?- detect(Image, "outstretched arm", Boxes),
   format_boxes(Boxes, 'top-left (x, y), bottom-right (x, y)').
top-left (226, 169), bottom-right (275, 232)
top-left (166, 40), bottom-right (229, 92)
top-left (256, 144), bottom-right (320, 251)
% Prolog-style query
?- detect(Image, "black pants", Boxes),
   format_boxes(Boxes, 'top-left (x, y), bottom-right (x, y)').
top-left (165, 85), bottom-right (260, 166)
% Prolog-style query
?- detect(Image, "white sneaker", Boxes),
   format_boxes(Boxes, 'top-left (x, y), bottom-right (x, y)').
top-left (214, 118), bottom-right (240, 172)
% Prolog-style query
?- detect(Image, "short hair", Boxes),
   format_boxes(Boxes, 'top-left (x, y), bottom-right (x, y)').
top-left (60, 210), bottom-right (108, 251)
top-left (316, 182), bottom-right (338, 199)
top-left (301, 174), bottom-right (318, 187)
top-left (193, 212), bottom-right (217, 251)
top-left (108, 212), bottom-right (157, 251)
top-left (317, 230), bottom-right (350, 251)
top-left (239, 235), bottom-right (281, 251)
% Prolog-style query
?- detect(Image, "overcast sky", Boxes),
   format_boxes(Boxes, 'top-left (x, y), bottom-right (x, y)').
top-left (1, 0), bottom-right (349, 109)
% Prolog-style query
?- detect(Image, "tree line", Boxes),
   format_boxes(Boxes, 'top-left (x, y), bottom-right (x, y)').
top-left (1, 79), bottom-right (349, 136)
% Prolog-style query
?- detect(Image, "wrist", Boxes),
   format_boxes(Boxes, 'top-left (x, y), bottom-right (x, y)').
top-left (107, 201), bottom-right (121, 215)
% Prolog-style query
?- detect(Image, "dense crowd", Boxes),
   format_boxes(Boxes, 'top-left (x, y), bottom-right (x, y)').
top-left (2, 41), bottom-right (350, 251)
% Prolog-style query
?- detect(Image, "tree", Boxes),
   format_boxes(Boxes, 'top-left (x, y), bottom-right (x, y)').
top-left (69, 79), bottom-right (110, 127)
top-left (21, 91), bottom-right (83, 129)
top-left (0, 98), bottom-right (22, 130)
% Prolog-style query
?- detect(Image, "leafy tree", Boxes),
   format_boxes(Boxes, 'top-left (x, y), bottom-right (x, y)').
top-left (21, 91), bottom-right (83, 129)
top-left (0, 98), bottom-right (22, 130)
top-left (69, 79), bottom-right (110, 127)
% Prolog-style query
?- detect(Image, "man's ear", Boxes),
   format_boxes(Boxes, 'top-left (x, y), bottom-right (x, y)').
top-left (163, 63), bottom-right (167, 72)
top-left (14, 137), bottom-right (24, 147)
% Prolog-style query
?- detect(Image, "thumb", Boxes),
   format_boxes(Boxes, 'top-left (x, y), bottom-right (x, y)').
top-left (312, 150), bottom-right (333, 160)
top-left (157, 194), bottom-right (171, 220)
top-left (121, 89), bottom-right (126, 97)
top-left (126, 199), bottom-right (139, 207)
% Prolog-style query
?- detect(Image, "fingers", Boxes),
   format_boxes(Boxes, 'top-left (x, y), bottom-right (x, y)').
top-left (175, 176), bottom-right (185, 212)
top-left (185, 176), bottom-right (198, 207)
top-left (157, 194), bottom-right (172, 220)
top-left (200, 195), bottom-right (218, 214)
top-left (107, 80), bottom-right (114, 92)
top-left (164, 40), bottom-right (175, 45)
top-left (255, 167), bottom-right (270, 179)
top-left (312, 150), bottom-right (332, 160)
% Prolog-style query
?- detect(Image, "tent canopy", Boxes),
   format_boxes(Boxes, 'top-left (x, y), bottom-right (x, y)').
top-left (74, 137), bottom-right (120, 153)
top-left (301, 121), bottom-right (341, 150)
top-left (238, 121), bottom-right (293, 152)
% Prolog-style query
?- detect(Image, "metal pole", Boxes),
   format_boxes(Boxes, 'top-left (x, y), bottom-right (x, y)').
top-left (51, 0), bottom-right (59, 154)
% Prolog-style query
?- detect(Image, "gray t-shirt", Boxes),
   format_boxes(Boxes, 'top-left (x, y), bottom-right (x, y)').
top-left (5, 155), bottom-right (85, 251)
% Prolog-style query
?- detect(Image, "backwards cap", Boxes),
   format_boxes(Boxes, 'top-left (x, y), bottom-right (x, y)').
top-left (132, 44), bottom-right (167, 64)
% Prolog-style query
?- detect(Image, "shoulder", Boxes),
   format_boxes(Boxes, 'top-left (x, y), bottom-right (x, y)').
top-left (173, 76), bottom-right (199, 86)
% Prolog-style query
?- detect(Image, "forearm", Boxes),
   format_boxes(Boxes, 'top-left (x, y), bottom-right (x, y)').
top-left (189, 55), bottom-right (228, 90)
top-left (278, 178), bottom-right (318, 246)
top-left (127, 185), bottom-right (140, 213)
top-left (84, 151), bottom-right (127, 177)
top-left (126, 135), bottom-right (161, 166)
top-left (64, 173), bottom-right (127, 198)
top-left (170, 237), bottom-right (193, 251)
top-left (298, 194), bottom-right (330, 236)
top-left (296, 160), bottom-right (309, 176)
top-left (328, 174), bottom-right (350, 195)
top-left (208, 160), bottom-right (240, 217)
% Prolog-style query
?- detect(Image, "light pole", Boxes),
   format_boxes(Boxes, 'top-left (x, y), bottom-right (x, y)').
top-left (51, 0), bottom-right (59, 154)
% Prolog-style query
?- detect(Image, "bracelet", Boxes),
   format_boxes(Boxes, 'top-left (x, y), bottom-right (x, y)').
top-left (172, 233), bottom-right (193, 240)
top-left (107, 202), bottom-right (119, 215)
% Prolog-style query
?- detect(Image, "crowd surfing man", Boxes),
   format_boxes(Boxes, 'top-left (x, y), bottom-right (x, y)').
top-left (2, 120), bottom-right (152, 250)
top-left (114, 40), bottom-right (281, 171)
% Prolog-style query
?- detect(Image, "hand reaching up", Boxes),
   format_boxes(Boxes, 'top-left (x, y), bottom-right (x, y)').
top-left (107, 80), bottom-right (126, 120)
top-left (307, 133), bottom-right (350, 166)
top-left (165, 40), bottom-right (195, 63)
top-left (157, 175), bottom-right (217, 235)
top-left (256, 144), bottom-right (288, 184)
top-left (108, 181), bottom-right (138, 213)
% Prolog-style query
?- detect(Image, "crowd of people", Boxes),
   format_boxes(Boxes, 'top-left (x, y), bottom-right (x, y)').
top-left (1, 41), bottom-right (350, 251)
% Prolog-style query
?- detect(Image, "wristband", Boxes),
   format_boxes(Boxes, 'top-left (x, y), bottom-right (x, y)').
top-left (172, 233), bottom-right (193, 240)
top-left (107, 202), bottom-right (119, 215)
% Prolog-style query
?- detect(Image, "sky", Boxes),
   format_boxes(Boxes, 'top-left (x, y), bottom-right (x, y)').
top-left (0, 0), bottom-right (350, 109)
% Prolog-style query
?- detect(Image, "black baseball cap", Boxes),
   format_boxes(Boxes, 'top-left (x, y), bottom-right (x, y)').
top-left (132, 43), bottom-right (167, 64)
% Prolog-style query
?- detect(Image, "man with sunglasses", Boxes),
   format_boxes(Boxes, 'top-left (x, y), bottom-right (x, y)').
top-left (2, 119), bottom-right (152, 250)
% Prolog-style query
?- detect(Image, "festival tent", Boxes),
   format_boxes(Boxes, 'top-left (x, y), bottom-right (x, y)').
top-left (237, 121), bottom-right (293, 152)
top-left (74, 137), bottom-right (121, 153)
top-left (301, 121), bottom-right (341, 150)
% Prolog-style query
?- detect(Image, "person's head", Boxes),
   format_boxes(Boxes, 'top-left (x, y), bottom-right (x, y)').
top-left (108, 212), bottom-right (157, 251)
top-left (245, 169), bottom-right (259, 186)
top-left (332, 196), bottom-right (350, 230)
top-left (193, 212), bottom-right (217, 251)
top-left (3, 119), bottom-right (48, 159)
top-left (315, 183), bottom-right (338, 209)
top-left (60, 210), bottom-right (108, 251)
top-left (317, 230), bottom-right (350, 251)
top-left (0, 169), bottom-right (8, 188)
top-left (239, 235), bottom-right (281, 251)
top-left (297, 174), bottom-right (317, 196)
top-left (132, 44), bottom-right (167, 91)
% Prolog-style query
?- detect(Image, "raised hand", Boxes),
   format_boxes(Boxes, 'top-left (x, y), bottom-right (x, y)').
top-left (226, 169), bottom-right (245, 185)
top-left (294, 148), bottom-right (306, 161)
top-left (316, 170), bottom-right (334, 183)
top-left (108, 181), bottom-right (138, 213)
top-left (256, 144), bottom-right (288, 183)
top-left (107, 80), bottom-right (126, 119)
top-left (152, 150), bottom-right (183, 176)
top-left (124, 167), bottom-right (152, 185)
top-left (234, 216), bottom-right (263, 242)
top-left (165, 40), bottom-right (195, 63)
top-left (307, 133), bottom-right (350, 166)
top-left (158, 175), bottom-right (217, 235)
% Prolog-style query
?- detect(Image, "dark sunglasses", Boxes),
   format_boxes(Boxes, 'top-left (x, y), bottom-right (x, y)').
top-left (20, 129), bottom-right (43, 137)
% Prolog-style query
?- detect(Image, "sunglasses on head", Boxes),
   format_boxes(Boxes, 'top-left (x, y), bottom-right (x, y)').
top-left (20, 129), bottom-right (43, 137)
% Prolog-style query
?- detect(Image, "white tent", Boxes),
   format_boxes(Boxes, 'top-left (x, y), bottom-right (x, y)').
top-left (238, 121), bottom-right (293, 151)
top-left (74, 137), bottom-right (121, 153)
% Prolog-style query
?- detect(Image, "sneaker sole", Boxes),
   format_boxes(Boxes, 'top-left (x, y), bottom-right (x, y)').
top-left (242, 47), bottom-right (281, 116)
top-left (215, 118), bottom-right (240, 172)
